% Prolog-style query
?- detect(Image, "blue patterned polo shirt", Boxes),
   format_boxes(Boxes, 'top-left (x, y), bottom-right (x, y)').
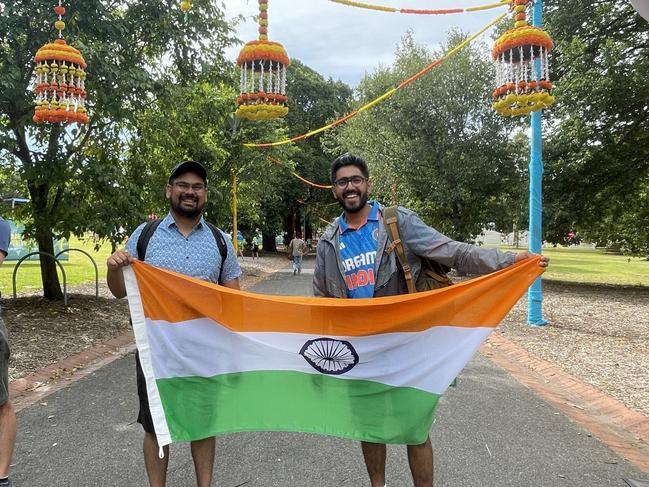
top-left (125, 212), bottom-right (241, 284)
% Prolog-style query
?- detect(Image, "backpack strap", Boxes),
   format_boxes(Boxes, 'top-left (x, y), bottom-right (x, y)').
top-left (205, 222), bottom-right (228, 284)
top-left (136, 219), bottom-right (163, 261)
top-left (137, 218), bottom-right (228, 284)
top-left (382, 206), bottom-right (417, 294)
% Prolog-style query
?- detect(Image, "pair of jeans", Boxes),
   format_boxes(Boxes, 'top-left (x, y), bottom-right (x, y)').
top-left (292, 255), bottom-right (303, 274)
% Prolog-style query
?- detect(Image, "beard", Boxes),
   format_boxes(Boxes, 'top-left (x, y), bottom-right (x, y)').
top-left (171, 194), bottom-right (205, 218)
top-left (336, 188), bottom-right (368, 213)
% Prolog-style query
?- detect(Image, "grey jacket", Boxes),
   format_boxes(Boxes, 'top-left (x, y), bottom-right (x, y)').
top-left (313, 204), bottom-right (517, 298)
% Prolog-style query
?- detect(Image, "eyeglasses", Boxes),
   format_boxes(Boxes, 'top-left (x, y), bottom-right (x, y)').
top-left (334, 176), bottom-right (367, 188)
top-left (172, 182), bottom-right (207, 192)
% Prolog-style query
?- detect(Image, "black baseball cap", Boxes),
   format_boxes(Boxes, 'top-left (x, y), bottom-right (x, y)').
top-left (168, 160), bottom-right (208, 183)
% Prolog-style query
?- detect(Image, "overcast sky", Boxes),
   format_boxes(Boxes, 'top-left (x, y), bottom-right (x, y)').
top-left (223, 0), bottom-right (510, 88)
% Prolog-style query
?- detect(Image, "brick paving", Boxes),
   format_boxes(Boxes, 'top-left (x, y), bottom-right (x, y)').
top-left (484, 333), bottom-right (649, 475)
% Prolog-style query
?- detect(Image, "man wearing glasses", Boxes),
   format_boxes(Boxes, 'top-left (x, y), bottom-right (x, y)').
top-left (313, 153), bottom-right (548, 487)
top-left (106, 160), bottom-right (241, 487)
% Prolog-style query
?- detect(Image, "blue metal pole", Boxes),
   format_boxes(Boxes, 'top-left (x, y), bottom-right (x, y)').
top-left (528, 0), bottom-right (547, 325)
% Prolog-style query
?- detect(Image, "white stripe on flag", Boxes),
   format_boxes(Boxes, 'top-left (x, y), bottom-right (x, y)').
top-left (124, 267), bottom-right (172, 447)
top-left (145, 317), bottom-right (493, 395)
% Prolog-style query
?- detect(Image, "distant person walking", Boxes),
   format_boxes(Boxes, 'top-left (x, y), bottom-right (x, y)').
top-left (287, 232), bottom-right (307, 276)
top-left (252, 230), bottom-right (261, 260)
top-left (0, 216), bottom-right (15, 487)
top-left (236, 230), bottom-right (245, 259)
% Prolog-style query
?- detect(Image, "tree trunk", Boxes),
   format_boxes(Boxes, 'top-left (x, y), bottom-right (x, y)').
top-left (36, 227), bottom-right (63, 300)
top-left (513, 222), bottom-right (520, 249)
top-left (28, 175), bottom-right (64, 300)
top-left (12, 111), bottom-right (65, 300)
top-left (291, 206), bottom-right (298, 238)
top-left (304, 213), bottom-right (313, 242)
top-left (262, 233), bottom-right (277, 252)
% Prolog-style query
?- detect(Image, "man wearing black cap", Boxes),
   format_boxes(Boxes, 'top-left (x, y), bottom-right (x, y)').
top-left (107, 160), bottom-right (241, 487)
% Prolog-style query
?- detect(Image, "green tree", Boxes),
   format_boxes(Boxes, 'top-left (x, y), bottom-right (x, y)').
top-left (0, 0), bottom-right (236, 298)
top-left (244, 59), bottom-right (352, 244)
top-left (285, 60), bottom-right (352, 237)
top-left (123, 67), bottom-right (295, 255)
top-left (543, 0), bottom-right (649, 254)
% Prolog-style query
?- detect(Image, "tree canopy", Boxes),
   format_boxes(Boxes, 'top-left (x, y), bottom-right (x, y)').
top-left (280, 60), bottom-right (353, 238)
top-left (543, 0), bottom-right (649, 253)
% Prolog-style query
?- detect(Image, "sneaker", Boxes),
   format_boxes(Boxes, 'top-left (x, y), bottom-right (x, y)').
top-left (293, 269), bottom-right (297, 276)
top-left (0, 478), bottom-right (12, 487)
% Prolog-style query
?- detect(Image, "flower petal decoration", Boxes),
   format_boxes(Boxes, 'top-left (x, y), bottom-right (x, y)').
top-left (32, 1), bottom-right (89, 125)
top-left (235, 0), bottom-right (290, 121)
top-left (491, 0), bottom-right (555, 117)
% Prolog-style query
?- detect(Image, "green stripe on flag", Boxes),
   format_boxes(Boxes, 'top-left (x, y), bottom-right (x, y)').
top-left (156, 370), bottom-right (439, 444)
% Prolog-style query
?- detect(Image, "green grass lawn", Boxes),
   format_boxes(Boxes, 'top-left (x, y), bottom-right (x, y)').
top-left (1, 241), bottom-right (648, 296)
top-left (1, 236), bottom-right (115, 296)
top-left (504, 246), bottom-right (649, 286)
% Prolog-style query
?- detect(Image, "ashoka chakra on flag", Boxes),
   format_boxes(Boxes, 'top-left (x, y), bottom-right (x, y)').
top-left (299, 338), bottom-right (359, 375)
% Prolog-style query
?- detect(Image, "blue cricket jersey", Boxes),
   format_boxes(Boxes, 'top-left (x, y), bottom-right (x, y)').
top-left (338, 201), bottom-right (380, 298)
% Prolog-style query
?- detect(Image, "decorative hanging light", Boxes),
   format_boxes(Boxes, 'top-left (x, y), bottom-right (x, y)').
top-left (33, 0), bottom-right (89, 124)
top-left (491, 0), bottom-right (555, 117)
top-left (180, 1), bottom-right (193, 13)
top-left (235, 0), bottom-right (290, 121)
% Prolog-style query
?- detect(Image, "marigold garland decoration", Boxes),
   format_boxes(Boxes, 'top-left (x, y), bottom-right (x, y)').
top-left (491, 0), bottom-right (555, 117)
top-left (328, 0), bottom-right (511, 15)
top-left (33, 0), bottom-right (89, 124)
top-left (267, 156), bottom-right (332, 189)
top-left (235, 0), bottom-right (290, 121)
top-left (180, 0), bottom-right (192, 21)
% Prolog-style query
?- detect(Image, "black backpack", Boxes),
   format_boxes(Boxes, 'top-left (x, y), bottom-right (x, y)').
top-left (136, 218), bottom-right (228, 284)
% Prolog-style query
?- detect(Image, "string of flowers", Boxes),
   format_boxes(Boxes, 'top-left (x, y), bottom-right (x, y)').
top-left (244, 11), bottom-right (507, 148)
top-left (328, 0), bottom-right (511, 14)
top-left (267, 156), bottom-right (332, 189)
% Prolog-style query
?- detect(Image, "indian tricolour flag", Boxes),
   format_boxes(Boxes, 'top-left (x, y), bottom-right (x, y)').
top-left (124, 256), bottom-right (543, 448)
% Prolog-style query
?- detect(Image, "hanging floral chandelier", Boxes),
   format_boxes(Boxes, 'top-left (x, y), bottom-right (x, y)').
top-left (491, 0), bottom-right (555, 117)
top-left (235, 0), bottom-right (290, 121)
top-left (33, 0), bottom-right (89, 124)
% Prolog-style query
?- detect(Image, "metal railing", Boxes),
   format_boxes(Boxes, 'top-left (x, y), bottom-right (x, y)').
top-left (55, 248), bottom-right (99, 298)
top-left (12, 252), bottom-right (68, 306)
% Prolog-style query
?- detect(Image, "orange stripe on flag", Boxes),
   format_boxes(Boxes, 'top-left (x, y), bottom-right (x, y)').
top-left (131, 257), bottom-right (543, 336)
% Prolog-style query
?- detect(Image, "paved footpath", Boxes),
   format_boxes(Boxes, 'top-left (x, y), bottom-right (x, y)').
top-left (10, 256), bottom-right (649, 486)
